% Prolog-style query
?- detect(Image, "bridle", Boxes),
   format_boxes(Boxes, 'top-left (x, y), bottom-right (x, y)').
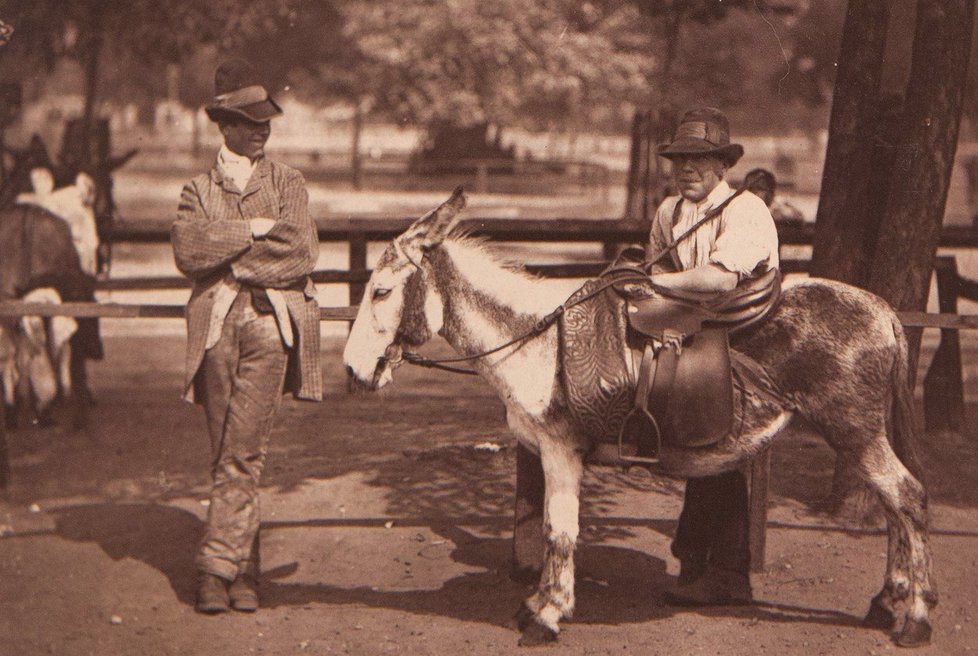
top-left (373, 242), bottom-right (647, 378)
top-left (374, 188), bottom-right (745, 378)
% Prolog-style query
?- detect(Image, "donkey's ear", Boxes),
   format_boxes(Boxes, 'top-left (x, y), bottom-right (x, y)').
top-left (399, 186), bottom-right (467, 252)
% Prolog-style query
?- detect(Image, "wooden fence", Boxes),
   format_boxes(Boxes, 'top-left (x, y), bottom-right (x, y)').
top-left (3, 217), bottom-right (978, 573)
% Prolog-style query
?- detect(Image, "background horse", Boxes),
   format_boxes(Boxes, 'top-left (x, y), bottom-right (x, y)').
top-left (343, 190), bottom-right (936, 648)
top-left (0, 202), bottom-right (93, 429)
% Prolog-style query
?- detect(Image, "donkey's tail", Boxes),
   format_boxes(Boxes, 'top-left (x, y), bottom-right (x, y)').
top-left (890, 316), bottom-right (925, 481)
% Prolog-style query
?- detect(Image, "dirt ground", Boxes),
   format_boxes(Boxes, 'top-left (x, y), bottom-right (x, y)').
top-left (1, 334), bottom-right (977, 656)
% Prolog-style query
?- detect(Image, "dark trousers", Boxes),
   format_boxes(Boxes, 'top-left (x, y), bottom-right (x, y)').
top-left (671, 469), bottom-right (750, 575)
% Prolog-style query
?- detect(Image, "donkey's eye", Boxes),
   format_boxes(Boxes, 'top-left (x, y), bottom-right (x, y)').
top-left (372, 287), bottom-right (392, 300)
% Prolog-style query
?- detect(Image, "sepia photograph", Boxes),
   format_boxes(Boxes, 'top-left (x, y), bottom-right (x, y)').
top-left (0, 1), bottom-right (976, 654)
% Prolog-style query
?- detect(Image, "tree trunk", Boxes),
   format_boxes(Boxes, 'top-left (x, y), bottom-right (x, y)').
top-left (623, 110), bottom-right (652, 222)
top-left (351, 99), bottom-right (364, 191)
top-left (78, 29), bottom-right (104, 171)
top-left (622, 107), bottom-right (677, 226)
top-left (815, 0), bottom-right (975, 522)
top-left (810, 0), bottom-right (890, 283)
top-left (867, 0), bottom-right (975, 316)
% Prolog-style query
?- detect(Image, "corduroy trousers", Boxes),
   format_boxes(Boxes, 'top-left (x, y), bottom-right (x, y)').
top-left (194, 291), bottom-right (289, 581)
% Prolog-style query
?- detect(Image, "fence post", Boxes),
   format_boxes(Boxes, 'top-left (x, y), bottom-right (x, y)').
top-left (512, 443), bottom-right (545, 580)
top-left (923, 256), bottom-right (965, 432)
top-left (0, 393), bottom-right (7, 492)
top-left (348, 233), bottom-right (367, 306)
top-left (476, 163), bottom-right (489, 194)
top-left (748, 449), bottom-right (770, 572)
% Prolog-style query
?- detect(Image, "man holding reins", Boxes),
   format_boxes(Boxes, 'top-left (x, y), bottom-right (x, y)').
top-left (647, 107), bottom-right (780, 606)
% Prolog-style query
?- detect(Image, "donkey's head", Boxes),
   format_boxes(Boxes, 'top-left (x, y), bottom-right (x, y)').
top-left (343, 188), bottom-right (466, 389)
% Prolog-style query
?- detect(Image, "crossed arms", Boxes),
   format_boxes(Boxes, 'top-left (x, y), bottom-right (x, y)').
top-left (171, 168), bottom-right (318, 289)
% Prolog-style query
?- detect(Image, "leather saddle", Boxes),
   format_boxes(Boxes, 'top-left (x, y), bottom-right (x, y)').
top-left (611, 264), bottom-right (782, 464)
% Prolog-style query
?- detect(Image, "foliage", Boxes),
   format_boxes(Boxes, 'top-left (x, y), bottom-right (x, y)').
top-left (0, 0), bottom-right (308, 108)
top-left (336, 0), bottom-right (654, 131)
top-left (0, 0), bottom-right (818, 133)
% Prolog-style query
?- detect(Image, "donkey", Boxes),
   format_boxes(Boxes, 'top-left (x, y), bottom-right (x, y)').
top-left (343, 190), bottom-right (936, 648)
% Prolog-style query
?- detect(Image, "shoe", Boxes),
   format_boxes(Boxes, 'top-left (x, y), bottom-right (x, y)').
top-left (677, 556), bottom-right (708, 586)
top-left (664, 566), bottom-right (753, 607)
top-left (229, 575), bottom-right (259, 612)
top-left (196, 574), bottom-right (230, 614)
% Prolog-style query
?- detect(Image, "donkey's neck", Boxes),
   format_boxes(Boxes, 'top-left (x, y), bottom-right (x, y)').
top-left (427, 240), bottom-right (575, 358)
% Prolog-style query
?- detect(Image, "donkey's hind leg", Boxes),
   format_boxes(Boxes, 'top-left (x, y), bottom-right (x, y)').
top-left (517, 440), bottom-right (584, 645)
top-left (850, 438), bottom-right (936, 647)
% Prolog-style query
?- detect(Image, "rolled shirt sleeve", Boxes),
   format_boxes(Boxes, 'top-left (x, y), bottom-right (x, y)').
top-left (709, 192), bottom-right (780, 278)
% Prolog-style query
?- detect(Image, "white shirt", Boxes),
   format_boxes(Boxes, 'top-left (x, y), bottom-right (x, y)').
top-left (649, 180), bottom-right (779, 279)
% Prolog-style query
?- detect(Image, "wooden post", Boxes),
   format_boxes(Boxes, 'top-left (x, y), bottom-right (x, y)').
top-left (348, 234), bottom-right (367, 306)
top-left (748, 449), bottom-right (771, 573)
top-left (475, 163), bottom-right (489, 194)
top-left (0, 387), bottom-right (8, 493)
top-left (512, 443), bottom-right (545, 580)
top-left (923, 256), bottom-right (965, 431)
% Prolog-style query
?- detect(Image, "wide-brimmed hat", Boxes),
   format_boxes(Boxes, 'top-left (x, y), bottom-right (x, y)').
top-left (205, 59), bottom-right (282, 123)
top-left (657, 107), bottom-right (744, 166)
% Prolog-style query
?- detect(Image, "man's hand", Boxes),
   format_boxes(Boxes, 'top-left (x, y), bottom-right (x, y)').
top-left (249, 218), bottom-right (276, 238)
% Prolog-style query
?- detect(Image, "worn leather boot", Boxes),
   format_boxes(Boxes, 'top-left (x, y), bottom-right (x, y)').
top-left (677, 555), bottom-right (708, 586)
top-left (664, 565), bottom-right (753, 607)
top-left (229, 575), bottom-right (259, 612)
top-left (196, 573), bottom-right (230, 614)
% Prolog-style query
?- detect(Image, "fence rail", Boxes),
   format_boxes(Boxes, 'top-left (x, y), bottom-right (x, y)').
top-left (4, 217), bottom-right (978, 570)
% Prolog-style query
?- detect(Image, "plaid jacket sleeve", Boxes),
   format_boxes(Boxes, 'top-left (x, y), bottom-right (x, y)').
top-left (231, 167), bottom-right (317, 288)
top-left (171, 178), bottom-right (252, 279)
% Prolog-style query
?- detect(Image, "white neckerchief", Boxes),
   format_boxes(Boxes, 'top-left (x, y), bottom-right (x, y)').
top-left (218, 145), bottom-right (257, 193)
top-left (672, 180), bottom-right (735, 270)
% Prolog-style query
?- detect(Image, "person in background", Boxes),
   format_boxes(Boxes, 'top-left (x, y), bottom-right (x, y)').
top-left (743, 167), bottom-right (805, 224)
top-left (646, 107), bottom-right (780, 606)
top-left (170, 59), bottom-right (322, 614)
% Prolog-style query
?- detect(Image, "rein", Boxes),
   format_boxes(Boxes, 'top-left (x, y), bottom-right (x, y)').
top-left (392, 271), bottom-right (650, 375)
top-left (389, 186), bottom-right (746, 377)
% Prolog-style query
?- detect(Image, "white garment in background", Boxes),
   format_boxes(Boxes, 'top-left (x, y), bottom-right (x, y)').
top-left (17, 173), bottom-right (100, 276)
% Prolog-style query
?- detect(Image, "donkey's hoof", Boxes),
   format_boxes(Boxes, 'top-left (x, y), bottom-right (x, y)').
top-left (862, 595), bottom-right (896, 630)
top-left (518, 619), bottom-right (558, 647)
top-left (895, 618), bottom-right (932, 648)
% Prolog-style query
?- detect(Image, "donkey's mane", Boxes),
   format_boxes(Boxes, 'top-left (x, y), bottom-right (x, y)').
top-left (445, 231), bottom-right (537, 278)
top-left (442, 233), bottom-right (580, 314)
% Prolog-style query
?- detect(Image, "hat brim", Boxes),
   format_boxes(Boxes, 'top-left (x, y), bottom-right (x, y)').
top-left (657, 138), bottom-right (744, 166)
top-left (206, 97), bottom-right (282, 123)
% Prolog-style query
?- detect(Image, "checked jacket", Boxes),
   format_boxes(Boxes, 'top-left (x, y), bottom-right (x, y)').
top-left (171, 157), bottom-right (323, 402)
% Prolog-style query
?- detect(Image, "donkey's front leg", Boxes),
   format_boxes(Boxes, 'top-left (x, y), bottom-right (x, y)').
top-left (518, 442), bottom-right (584, 646)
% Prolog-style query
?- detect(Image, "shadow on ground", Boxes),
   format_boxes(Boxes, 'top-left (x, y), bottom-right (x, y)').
top-left (47, 502), bottom-right (864, 635)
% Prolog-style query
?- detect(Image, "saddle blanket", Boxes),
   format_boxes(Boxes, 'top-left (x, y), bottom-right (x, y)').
top-left (558, 277), bottom-right (782, 451)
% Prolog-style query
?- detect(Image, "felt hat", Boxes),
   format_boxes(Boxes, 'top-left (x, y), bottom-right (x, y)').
top-left (205, 59), bottom-right (282, 123)
top-left (657, 107), bottom-right (744, 166)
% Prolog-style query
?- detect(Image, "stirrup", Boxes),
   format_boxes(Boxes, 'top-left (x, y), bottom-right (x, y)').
top-left (618, 406), bottom-right (661, 465)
